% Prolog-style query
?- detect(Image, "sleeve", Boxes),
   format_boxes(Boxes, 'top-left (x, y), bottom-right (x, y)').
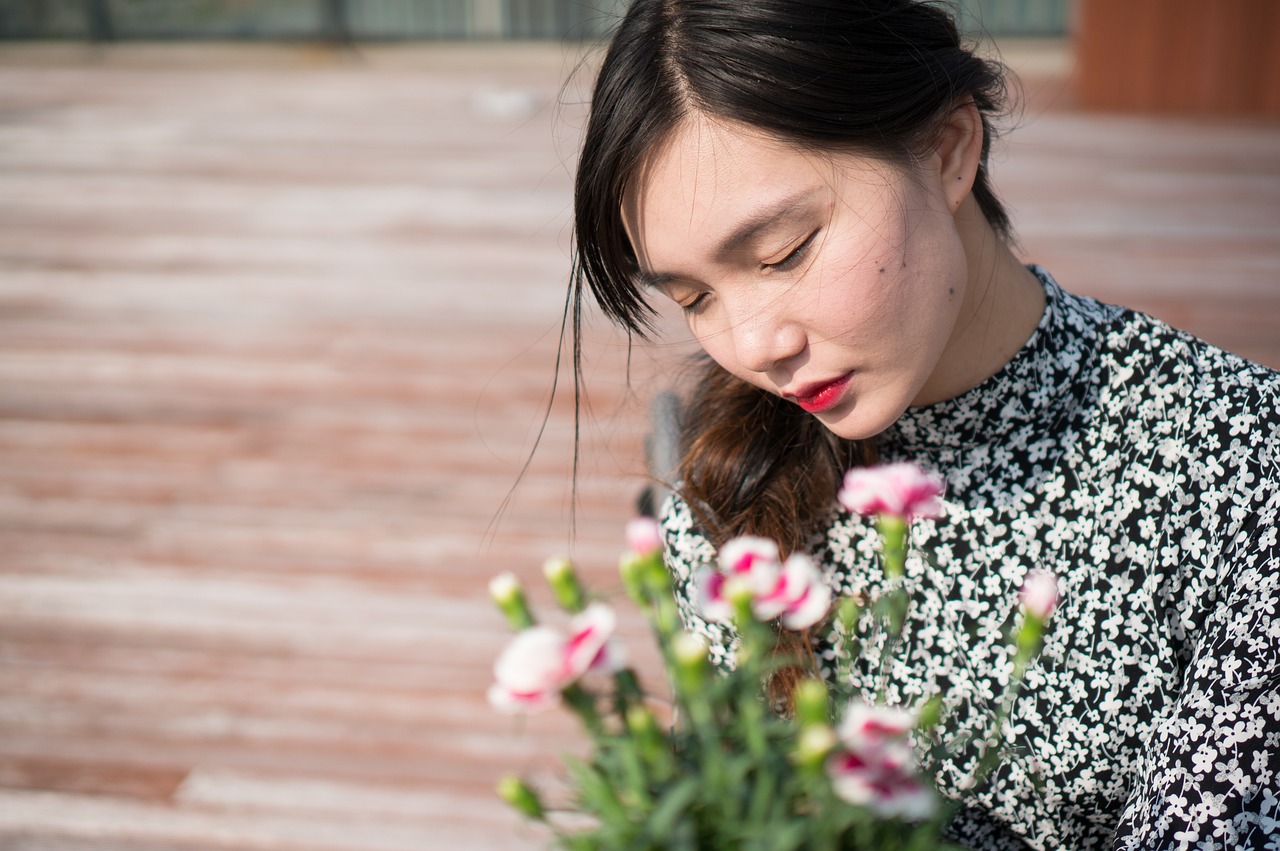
top-left (1111, 482), bottom-right (1280, 850)
top-left (659, 492), bottom-right (741, 671)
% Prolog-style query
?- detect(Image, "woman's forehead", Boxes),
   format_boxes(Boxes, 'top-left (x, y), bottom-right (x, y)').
top-left (637, 114), bottom-right (814, 196)
top-left (623, 115), bottom-right (899, 255)
top-left (624, 117), bottom-right (821, 242)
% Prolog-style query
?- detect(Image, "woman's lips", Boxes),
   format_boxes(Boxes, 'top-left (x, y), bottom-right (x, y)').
top-left (789, 373), bottom-right (852, 414)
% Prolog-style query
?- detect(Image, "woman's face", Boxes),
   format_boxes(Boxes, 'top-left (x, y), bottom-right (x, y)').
top-left (622, 115), bottom-right (974, 441)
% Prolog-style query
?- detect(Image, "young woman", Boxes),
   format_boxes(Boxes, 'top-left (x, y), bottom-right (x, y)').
top-left (569, 1), bottom-right (1280, 848)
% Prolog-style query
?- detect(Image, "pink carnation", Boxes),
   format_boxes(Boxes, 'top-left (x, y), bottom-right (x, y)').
top-left (696, 537), bottom-right (831, 630)
top-left (827, 701), bottom-right (935, 820)
top-left (488, 603), bottom-right (620, 714)
top-left (838, 463), bottom-right (945, 520)
top-left (762, 553), bottom-right (833, 631)
top-left (718, 536), bottom-right (782, 586)
top-left (827, 753), bottom-right (935, 821)
top-left (1019, 569), bottom-right (1060, 620)
top-left (625, 516), bottom-right (664, 556)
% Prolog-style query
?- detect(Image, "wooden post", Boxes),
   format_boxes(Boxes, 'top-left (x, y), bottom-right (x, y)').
top-left (1074, 0), bottom-right (1280, 117)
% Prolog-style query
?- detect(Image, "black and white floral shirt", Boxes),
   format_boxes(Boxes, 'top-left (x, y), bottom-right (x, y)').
top-left (661, 268), bottom-right (1280, 850)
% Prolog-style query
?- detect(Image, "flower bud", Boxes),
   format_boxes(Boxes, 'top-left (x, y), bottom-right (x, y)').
top-left (488, 572), bottom-right (535, 630)
top-left (1019, 570), bottom-right (1060, 622)
top-left (672, 632), bottom-right (709, 694)
top-left (836, 596), bottom-right (862, 638)
top-left (625, 703), bottom-right (660, 738)
top-left (794, 678), bottom-right (830, 729)
top-left (496, 775), bottom-right (545, 821)
top-left (542, 556), bottom-right (586, 613)
top-left (625, 704), bottom-right (675, 779)
top-left (625, 516), bottom-right (664, 556)
top-left (619, 552), bottom-right (648, 604)
top-left (915, 695), bottom-right (943, 732)
top-left (726, 579), bottom-right (756, 627)
top-left (793, 724), bottom-right (838, 769)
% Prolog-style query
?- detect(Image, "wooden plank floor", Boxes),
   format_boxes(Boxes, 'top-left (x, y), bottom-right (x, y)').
top-left (0, 40), bottom-right (1277, 850)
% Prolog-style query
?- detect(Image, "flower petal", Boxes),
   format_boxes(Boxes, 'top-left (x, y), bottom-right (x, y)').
top-left (494, 627), bottom-right (569, 694)
top-left (487, 682), bottom-right (560, 714)
top-left (693, 567), bottom-right (733, 623)
top-left (718, 536), bottom-right (781, 583)
top-left (778, 554), bottom-right (832, 630)
top-left (564, 602), bottom-right (617, 677)
top-left (1019, 569), bottom-right (1060, 620)
top-left (839, 463), bottom-right (945, 520)
top-left (838, 701), bottom-right (918, 745)
top-left (625, 516), bottom-right (664, 556)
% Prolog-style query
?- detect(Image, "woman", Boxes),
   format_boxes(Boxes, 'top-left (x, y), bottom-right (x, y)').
top-left (569, 1), bottom-right (1280, 848)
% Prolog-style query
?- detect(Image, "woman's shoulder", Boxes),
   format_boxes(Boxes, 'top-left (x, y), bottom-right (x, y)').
top-left (1058, 281), bottom-right (1280, 435)
top-left (1069, 288), bottom-right (1280, 532)
top-left (658, 491), bottom-right (718, 578)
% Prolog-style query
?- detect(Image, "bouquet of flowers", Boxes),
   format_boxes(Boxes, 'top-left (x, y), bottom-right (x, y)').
top-left (488, 463), bottom-right (1058, 849)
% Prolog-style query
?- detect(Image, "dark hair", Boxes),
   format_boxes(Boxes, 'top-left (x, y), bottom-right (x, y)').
top-left (569, 0), bottom-right (1011, 696)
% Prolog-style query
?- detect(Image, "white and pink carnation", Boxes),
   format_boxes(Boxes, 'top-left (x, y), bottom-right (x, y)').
top-left (838, 463), bottom-right (945, 521)
top-left (718, 536), bottom-right (784, 594)
top-left (625, 516), bottom-right (664, 556)
top-left (765, 553), bottom-right (833, 631)
top-left (488, 602), bottom-right (621, 714)
top-left (696, 537), bottom-right (831, 630)
top-left (1019, 569), bottom-right (1060, 620)
top-left (827, 701), bottom-right (935, 821)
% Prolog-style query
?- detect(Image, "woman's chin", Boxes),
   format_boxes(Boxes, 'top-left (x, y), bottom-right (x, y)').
top-left (810, 397), bottom-right (905, 443)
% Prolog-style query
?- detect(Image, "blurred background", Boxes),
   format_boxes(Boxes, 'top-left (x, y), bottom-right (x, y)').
top-left (0, 1), bottom-right (1277, 849)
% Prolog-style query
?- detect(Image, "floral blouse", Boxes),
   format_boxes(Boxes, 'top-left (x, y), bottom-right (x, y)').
top-left (660, 268), bottom-right (1280, 850)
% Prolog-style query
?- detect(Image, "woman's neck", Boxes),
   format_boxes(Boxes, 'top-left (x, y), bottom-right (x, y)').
top-left (912, 195), bottom-right (1046, 408)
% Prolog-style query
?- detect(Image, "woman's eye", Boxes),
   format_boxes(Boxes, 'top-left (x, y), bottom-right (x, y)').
top-left (764, 230), bottom-right (820, 273)
top-left (680, 292), bottom-right (710, 314)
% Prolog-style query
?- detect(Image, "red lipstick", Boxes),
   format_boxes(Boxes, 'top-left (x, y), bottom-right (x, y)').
top-left (790, 373), bottom-right (852, 414)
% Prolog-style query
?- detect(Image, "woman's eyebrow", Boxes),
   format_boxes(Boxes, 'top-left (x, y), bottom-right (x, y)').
top-left (712, 187), bottom-right (824, 262)
top-left (635, 185), bottom-right (824, 288)
top-left (638, 270), bottom-right (675, 290)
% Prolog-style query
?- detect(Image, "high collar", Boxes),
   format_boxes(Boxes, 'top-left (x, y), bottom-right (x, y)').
top-left (880, 267), bottom-right (1116, 459)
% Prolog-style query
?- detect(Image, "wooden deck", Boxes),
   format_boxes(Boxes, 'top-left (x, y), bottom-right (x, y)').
top-left (0, 41), bottom-right (1277, 850)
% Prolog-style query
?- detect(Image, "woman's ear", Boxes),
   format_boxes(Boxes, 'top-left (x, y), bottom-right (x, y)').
top-left (934, 100), bottom-right (984, 214)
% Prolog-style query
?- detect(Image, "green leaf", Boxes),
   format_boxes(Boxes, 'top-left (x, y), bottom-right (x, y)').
top-left (566, 756), bottom-right (629, 826)
top-left (763, 820), bottom-right (809, 851)
top-left (647, 777), bottom-right (701, 839)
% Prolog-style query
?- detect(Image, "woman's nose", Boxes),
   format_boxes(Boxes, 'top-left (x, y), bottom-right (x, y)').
top-left (728, 302), bottom-right (806, 375)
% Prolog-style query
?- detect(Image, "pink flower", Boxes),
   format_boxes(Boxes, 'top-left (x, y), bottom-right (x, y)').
top-left (761, 553), bottom-right (833, 631)
top-left (1019, 569), bottom-right (1060, 620)
top-left (625, 516), bottom-right (664, 556)
top-left (488, 603), bottom-right (620, 714)
top-left (839, 702), bottom-right (917, 744)
top-left (562, 603), bottom-right (622, 675)
top-left (827, 701), bottom-right (935, 820)
top-left (695, 536), bottom-right (783, 623)
top-left (838, 463), bottom-right (945, 520)
top-left (827, 755), bottom-right (935, 820)
top-left (695, 537), bottom-right (831, 630)
top-left (718, 536), bottom-right (783, 589)
top-left (693, 569), bottom-right (735, 624)
top-left (488, 627), bottom-right (568, 713)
